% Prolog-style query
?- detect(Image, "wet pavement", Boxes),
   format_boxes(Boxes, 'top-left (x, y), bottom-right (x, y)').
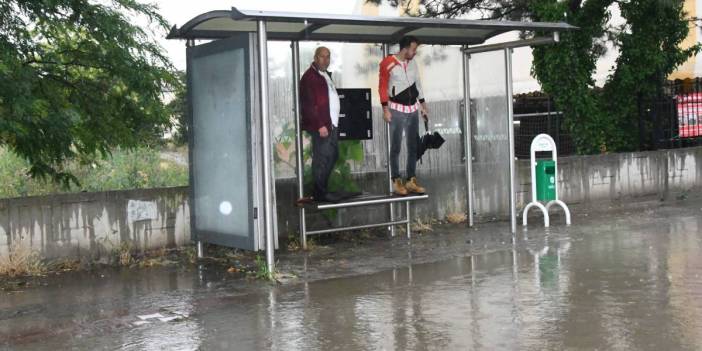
top-left (2, 196), bottom-right (702, 350)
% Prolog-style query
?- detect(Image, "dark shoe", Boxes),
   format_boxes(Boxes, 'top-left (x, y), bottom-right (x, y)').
top-left (316, 192), bottom-right (343, 203)
top-left (295, 196), bottom-right (314, 207)
top-left (336, 191), bottom-right (361, 200)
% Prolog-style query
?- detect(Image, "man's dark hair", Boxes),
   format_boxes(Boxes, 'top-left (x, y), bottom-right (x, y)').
top-left (398, 35), bottom-right (420, 50)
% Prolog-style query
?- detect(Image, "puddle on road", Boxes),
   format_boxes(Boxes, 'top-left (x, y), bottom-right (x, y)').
top-left (2, 211), bottom-right (702, 350)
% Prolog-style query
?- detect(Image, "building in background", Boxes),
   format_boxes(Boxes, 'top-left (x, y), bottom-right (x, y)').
top-left (671, 0), bottom-right (702, 80)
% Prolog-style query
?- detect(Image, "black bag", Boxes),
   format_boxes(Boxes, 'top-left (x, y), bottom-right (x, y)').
top-left (416, 118), bottom-right (445, 162)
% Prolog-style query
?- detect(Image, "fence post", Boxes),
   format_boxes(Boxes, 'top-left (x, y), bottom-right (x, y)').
top-left (652, 100), bottom-right (660, 150)
top-left (637, 92), bottom-right (644, 151)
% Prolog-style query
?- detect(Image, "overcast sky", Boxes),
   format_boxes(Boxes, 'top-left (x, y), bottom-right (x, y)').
top-left (154, 0), bottom-right (360, 70)
top-left (148, 0), bottom-right (689, 91)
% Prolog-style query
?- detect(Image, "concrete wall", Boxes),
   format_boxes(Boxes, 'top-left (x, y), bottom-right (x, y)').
top-left (2, 147), bottom-right (702, 261)
top-left (278, 146), bottom-right (702, 234)
top-left (540, 147), bottom-right (702, 205)
top-left (0, 187), bottom-right (190, 261)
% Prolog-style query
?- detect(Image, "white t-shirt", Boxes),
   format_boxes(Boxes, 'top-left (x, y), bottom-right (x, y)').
top-left (317, 68), bottom-right (340, 127)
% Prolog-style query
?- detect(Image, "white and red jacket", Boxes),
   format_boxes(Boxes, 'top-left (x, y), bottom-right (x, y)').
top-left (378, 55), bottom-right (425, 113)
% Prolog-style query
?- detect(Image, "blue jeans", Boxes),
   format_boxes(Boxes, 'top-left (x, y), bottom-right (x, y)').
top-left (389, 109), bottom-right (419, 180)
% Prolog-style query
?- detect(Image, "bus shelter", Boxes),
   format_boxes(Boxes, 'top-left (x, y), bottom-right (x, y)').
top-left (167, 8), bottom-right (575, 273)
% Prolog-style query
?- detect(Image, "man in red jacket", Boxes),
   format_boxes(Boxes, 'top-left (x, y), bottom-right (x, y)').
top-left (300, 47), bottom-right (342, 203)
top-left (378, 35), bottom-right (428, 195)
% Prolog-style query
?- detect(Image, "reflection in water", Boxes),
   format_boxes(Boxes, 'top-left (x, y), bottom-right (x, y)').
top-left (1, 210), bottom-right (702, 350)
top-left (197, 215), bottom-right (701, 351)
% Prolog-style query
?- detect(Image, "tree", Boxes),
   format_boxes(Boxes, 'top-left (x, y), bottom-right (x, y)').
top-left (0, 0), bottom-right (180, 186)
top-left (531, 0), bottom-right (699, 153)
top-left (368, 0), bottom-right (700, 153)
top-left (367, 0), bottom-right (531, 19)
top-left (167, 71), bottom-right (188, 145)
top-left (529, 0), bottom-right (617, 154)
top-left (600, 0), bottom-right (698, 150)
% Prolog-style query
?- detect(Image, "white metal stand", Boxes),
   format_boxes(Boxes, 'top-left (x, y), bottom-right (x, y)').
top-left (522, 134), bottom-right (571, 227)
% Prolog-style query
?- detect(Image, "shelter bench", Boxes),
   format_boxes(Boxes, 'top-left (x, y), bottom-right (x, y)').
top-left (300, 193), bottom-right (428, 245)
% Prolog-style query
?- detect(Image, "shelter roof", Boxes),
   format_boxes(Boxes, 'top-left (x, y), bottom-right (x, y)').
top-left (167, 7), bottom-right (576, 45)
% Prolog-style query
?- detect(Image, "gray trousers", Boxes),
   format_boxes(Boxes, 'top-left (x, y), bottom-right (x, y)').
top-left (310, 126), bottom-right (338, 197)
top-left (389, 109), bottom-right (419, 180)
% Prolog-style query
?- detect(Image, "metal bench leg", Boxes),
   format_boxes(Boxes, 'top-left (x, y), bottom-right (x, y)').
top-left (406, 201), bottom-right (411, 239)
top-left (197, 241), bottom-right (204, 259)
top-left (389, 203), bottom-right (396, 237)
top-left (300, 208), bottom-right (307, 250)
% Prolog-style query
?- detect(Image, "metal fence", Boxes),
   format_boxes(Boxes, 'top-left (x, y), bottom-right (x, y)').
top-left (639, 78), bottom-right (702, 150)
top-left (513, 94), bottom-right (575, 158)
top-left (513, 78), bottom-right (702, 156)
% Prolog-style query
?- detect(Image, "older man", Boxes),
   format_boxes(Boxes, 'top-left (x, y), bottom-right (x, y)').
top-left (299, 47), bottom-right (342, 203)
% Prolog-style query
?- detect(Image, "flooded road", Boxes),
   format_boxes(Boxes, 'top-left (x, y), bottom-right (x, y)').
top-left (2, 199), bottom-right (702, 350)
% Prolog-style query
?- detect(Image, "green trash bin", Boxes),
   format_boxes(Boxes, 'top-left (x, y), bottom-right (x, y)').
top-left (535, 160), bottom-right (556, 201)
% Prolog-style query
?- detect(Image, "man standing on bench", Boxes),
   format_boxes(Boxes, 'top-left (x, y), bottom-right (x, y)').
top-left (378, 35), bottom-right (428, 196)
top-left (300, 46), bottom-right (342, 203)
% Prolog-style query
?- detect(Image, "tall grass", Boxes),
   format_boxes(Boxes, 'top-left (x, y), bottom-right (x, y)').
top-left (0, 146), bottom-right (188, 199)
top-left (0, 242), bottom-right (46, 277)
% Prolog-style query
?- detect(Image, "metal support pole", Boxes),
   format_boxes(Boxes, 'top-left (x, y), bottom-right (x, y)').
top-left (382, 43), bottom-right (396, 237)
top-left (505, 48), bottom-right (517, 234)
top-left (257, 20), bottom-right (275, 276)
top-left (462, 51), bottom-right (474, 227)
top-left (186, 37), bottom-right (202, 258)
top-left (291, 41), bottom-right (307, 250)
top-left (196, 241), bottom-right (204, 259)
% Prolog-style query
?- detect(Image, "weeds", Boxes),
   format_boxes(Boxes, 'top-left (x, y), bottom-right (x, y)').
top-left (287, 235), bottom-right (319, 251)
top-left (675, 188), bottom-right (691, 201)
top-left (304, 237), bottom-right (318, 251)
top-left (183, 245), bottom-right (198, 264)
top-left (411, 218), bottom-right (434, 233)
top-left (286, 237), bottom-right (301, 252)
top-left (138, 247), bottom-right (178, 268)
top-left (0, 146), bottom-right (188, 199)
top-left (49, 259), bottom-right (81, 272)
top-left (358, 229), bottom-right (373, 240)
top-left (254, 254), bottom-right (272, 280)
top-left (117, 240), bottom-right (134, 267)
top-left (446, 212), bottom-right (467, 224)
top-left (0, 242), bottom-right (46, 277)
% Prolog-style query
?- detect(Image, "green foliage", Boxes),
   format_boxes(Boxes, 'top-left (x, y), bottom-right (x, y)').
top-left (167, 71), bottom-right (188, 145)
top-left (530, 0), bottom-right (616, 154)
top-left (328, 141), bottom-right (364, 193)
top-left (601, 0), bottom-right (700, 150)
top-left (0, 0), bottom-right (181, 186)
top-left (532, 0), bottom-right (699, 153)
top-left (0, 146), bottom-right (188, 199)
top-left (254, 254), bottom-right (272, 280)
top-left (274, 121), bottom-right (363, 194)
